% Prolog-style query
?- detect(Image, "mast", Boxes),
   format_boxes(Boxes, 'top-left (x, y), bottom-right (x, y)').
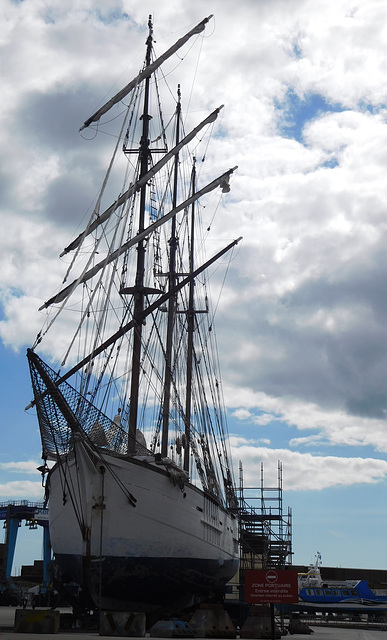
top-left (127, 15), bottom-right (153, 453)
top-left (183, 159), bottom-right (197, 472)
top-left (160, 86), bottom-right (181, 458)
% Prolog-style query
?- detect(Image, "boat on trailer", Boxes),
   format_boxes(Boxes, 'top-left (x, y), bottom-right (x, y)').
top-left (27, 14), bottom-right (240, 615)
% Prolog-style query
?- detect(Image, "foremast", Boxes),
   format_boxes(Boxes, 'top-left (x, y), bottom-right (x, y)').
top-left (127, 15), bottom-right (153, 454)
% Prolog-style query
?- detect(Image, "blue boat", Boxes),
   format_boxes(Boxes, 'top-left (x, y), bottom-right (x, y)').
top-left (295, 553), bottom-right (387, 614)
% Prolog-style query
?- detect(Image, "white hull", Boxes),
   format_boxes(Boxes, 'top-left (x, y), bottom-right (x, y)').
top-left (48, 440), bottom-right (239, 611)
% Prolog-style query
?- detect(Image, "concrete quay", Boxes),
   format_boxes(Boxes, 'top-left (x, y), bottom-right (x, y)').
top-left (1, 607), bottom-right (387, 639)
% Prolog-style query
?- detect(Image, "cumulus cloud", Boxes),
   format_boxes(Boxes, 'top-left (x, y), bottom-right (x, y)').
top-left (231, 438), bottom-right (387, 490)
top-left (0, 481), bottom-right (45, 500)
top-left (0, 461), bottom-right (42, 475)
top-left (2, 0), bottom-right (387, 499)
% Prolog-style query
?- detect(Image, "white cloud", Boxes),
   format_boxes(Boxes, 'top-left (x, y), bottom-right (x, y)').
top-left (0, 481), bottom-right (45, 500)
top-left (227, 386), bottom-right (387, 453)
top-left (0, 461), bottom-right (42, 475)
top-left (231, 439), bottom-right (387, 490)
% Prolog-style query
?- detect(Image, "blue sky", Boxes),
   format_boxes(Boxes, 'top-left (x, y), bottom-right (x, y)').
top-left (2, 0), bottom-right (387, 576)
top-left (277, 91), bottom-right (343, 144)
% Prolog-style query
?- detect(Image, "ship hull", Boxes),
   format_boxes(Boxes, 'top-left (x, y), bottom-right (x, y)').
top-left (54, 554), bottom-right (237, 612)
top-left (48, 441), bottom-right (239, 612)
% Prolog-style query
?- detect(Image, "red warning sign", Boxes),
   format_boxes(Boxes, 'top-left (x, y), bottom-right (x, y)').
top-left (245, 569), bottom-right (299, 604)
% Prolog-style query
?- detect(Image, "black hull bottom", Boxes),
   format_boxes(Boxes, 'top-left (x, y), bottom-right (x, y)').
top-left (55, 553), bottom-right (238, 612)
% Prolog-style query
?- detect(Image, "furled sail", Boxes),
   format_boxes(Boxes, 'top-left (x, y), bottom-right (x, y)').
top-left (62, 106), bottom-right (224, 257)
top-left (79, 15), bottom-right (213, 131)
top-left (40, 166), bottom-right (237, 310)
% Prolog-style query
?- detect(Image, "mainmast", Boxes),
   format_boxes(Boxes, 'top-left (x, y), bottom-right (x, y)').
top-left (183, 159), bottom-right (197, 472)
top-left (127, 15), bottom-right (154, 453)
top-left (160, 86), bottom-right (181, 458)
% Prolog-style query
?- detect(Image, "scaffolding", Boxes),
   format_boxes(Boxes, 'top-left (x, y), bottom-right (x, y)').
top-left (236, 460), bottom-right (292, 601)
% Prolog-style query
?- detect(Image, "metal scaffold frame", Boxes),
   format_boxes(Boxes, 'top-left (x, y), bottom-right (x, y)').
top-left (236, 460), bottom-right (292, 602)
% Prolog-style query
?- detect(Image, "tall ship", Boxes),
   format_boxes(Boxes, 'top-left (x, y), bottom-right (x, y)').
top-left (27, 15), bottom-right (240, 614)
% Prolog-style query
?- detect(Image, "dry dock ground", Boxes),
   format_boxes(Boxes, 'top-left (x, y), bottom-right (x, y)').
top-left (1, 607), bottom-right (387, 639)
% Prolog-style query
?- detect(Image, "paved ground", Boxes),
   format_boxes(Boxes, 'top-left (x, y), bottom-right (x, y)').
top-left (4, 625), bottom-right (387, 639)
top-left (303, 629), bottom-right (387, 638)
top-left (1, 607), bottom-right (387, 639)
